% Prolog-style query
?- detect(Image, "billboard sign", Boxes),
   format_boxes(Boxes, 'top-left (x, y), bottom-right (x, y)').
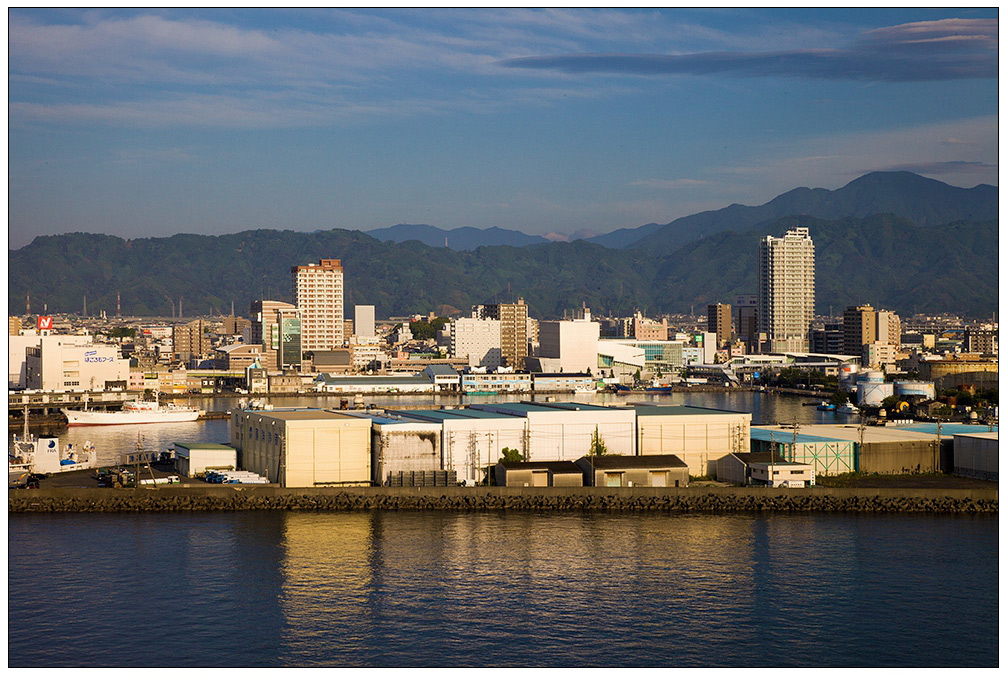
top-left (37, 316), bottom-right (53, 330)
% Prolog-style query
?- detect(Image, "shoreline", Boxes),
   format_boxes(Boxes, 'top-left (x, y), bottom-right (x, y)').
top-left (9, 486), bottom-right (997, 514)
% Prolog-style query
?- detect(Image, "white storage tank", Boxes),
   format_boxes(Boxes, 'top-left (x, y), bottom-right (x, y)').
top-left (894, 380), bottom-right (936, 400)
top-left (838, 363), bottom-right (861, 393)
top-left (857, 379), bottom-right (894, 406)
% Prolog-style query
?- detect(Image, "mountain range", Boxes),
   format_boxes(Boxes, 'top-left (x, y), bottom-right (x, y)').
top-left (8, 172), bottom-right (998, 320)
top-left (365, 172), bottom-right (996, 252)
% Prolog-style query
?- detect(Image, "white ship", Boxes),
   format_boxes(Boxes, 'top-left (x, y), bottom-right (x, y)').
top-left (62, 400), bottom-right (201, 426)
top-left (10, 410), bottom-right (97, 484)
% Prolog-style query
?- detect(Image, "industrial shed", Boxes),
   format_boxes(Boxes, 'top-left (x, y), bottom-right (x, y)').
top-left (354, 413), bottom-right (443, 486)
top-left (755, 424), bottom-right (957, 474)
top-left (494, 460), bottom-right (583, 487)
top-left (750, 428), bottom-right (855, 475)
top-left (173, 442), bottom-right (238, 478)
top-left (717, 452), bottom-right (783, 486)
top-left (634, 404), bottom-right (751, 478)
top-left (470, 402), bottom-right (636, 461)
top-left (395, 408), bottom-right (528, 486)
top-left (952, 432), bottom-right (998, 481)
top-left (231, 409), bottom-right (371, 487)
top-left (576, 454), bottom-right (689, 487)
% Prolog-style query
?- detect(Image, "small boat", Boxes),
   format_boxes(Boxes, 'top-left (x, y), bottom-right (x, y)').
top-left (816, 401), bottom-right (836, 411)
top-left (837, 402), bottom-right (860, 414)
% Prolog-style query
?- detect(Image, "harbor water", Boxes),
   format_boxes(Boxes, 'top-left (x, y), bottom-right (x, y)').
top-left (8, 510), bottom-right (998, 667)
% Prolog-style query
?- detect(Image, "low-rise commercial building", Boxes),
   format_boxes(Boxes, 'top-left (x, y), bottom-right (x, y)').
top-left (315, 373), bottom-right (434, 394)
top-left (530, 372), bottom-right (594, 393)
top-left (460, 368), bottom-right (532, 393)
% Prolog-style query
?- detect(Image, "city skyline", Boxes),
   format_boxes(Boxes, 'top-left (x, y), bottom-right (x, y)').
top-left (8, 8), bottom-right (998, 250)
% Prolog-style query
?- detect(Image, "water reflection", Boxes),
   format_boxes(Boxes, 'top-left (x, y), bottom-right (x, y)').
top-left (9, 511), bottom-right (998, 668)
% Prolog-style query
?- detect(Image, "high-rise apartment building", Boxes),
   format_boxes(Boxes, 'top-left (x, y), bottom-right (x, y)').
top-left (292, 259), bottom-right (344, 352)
top-left (758, 227), bottom-right (815, 352)
top-left (707, 303), bottom-right (732, 348)
top-left (475, 300), bottom-right (529, 369)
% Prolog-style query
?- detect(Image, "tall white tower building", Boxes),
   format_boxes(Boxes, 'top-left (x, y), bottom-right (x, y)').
top-left (292, 259), bottom-right (344, 352)
top-left (758, 227), bottom-right (815, 353)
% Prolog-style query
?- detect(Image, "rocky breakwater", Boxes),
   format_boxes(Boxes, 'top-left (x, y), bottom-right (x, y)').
top-left (8, 486), bottom-right (998, 514)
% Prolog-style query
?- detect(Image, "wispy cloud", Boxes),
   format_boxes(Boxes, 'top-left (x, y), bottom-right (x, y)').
top-left (500, 18), bottom-right (997, 82)
top-left (631, 178), bottom-right (712, 189)
top-left (879, 160), bottom-right (997, 176)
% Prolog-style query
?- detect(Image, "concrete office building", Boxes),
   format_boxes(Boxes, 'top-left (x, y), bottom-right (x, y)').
top-left (707, 303), bottom-right (732, 349)
top-left (231, 409), bottom-right (371, 487)
top-left (251, 300), bottom-right (300, 371)
top-left (843, 305), bottom-right (876, 357)
top-left (535, 317), bottom-right (600, 374)
top-left (355, 305), bottom-right (376, 339)
top-left (451, 318), bottom-right (503, 368)
top-left (735, 295), bottom-right (759, 352)
top-left (476, 300), bottom-right (529, 369)
top-left (24, 336), bottom-right (129, 392)
top-left (633, 312), bottom-right (669, 341)
top-left (292, 258), bottom-right (344, 352)
top-left (758, 227), bottom-right (815, 353)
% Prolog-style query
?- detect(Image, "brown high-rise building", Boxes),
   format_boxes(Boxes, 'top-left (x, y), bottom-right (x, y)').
top-left (173, 319), bottom-right (211, 364)
top-left (707, 303), bottom-right (732, 348)
top-left (476, 299), bottom-right (529, 368)
top-left (843, 305), bottom-right (877, 356)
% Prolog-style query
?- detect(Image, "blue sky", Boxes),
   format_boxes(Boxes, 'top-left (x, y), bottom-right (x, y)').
top-left (8, 8), bottom-right (998, 249)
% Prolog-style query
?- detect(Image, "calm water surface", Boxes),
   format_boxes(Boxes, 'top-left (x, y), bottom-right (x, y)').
top-left (8, 511), bottom-right (998, 667)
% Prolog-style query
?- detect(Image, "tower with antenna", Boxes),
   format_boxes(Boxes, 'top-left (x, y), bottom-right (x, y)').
top-left (116, 292), bottom-right (121, 317)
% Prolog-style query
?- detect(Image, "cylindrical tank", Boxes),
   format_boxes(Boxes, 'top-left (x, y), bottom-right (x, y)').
top-left (857, 380), bottom-right (894, 406)
top-left (894, 380), bottom-right (936, 400)
top-left (839, 363), bottom-right (861, 393)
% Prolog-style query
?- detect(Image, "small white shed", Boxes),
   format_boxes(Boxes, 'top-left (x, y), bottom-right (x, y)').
top-left (174, 442), bottom-right (238, 478)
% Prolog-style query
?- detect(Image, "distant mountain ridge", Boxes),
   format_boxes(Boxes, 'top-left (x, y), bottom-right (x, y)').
top-left (628, 171), bottom-right (997, 253)
top-left (362, 172), bottom-right (995, 252)
top-left (366, 223), bottom-right (551, 250)
top-left (8, 216), bottom-right (997, 320)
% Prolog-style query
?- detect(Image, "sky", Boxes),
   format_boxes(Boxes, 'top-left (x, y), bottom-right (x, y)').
top-left (8, 8), bottom-right (999, 249)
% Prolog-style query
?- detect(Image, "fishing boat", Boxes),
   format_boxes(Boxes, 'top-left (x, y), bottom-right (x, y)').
top-left (62, 399), bottom-right (200, 426)
top-left (10, 408), bottom-right (97, 480)
top-left (815, 401), bottom-right (836, 411)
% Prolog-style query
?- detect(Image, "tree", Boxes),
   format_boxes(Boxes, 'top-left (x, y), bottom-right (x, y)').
top-left (589, 427), bottom-right (608, 456)
top-left (501, 447), bottom-right (523, 462)
top-left (880, 395), bottom-right (900, 410)
top-left (829, 390), bottom-right (848, 407)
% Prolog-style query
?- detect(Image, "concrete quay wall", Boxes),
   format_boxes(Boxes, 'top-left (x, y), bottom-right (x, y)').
top-left (9, 486), bottom-right (997, 514)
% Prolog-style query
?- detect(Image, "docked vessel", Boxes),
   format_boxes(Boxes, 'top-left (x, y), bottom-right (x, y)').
top-left (10, 410), bottom-right (97, 482)
top-left (62, 399), bottom-right (200, 426)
